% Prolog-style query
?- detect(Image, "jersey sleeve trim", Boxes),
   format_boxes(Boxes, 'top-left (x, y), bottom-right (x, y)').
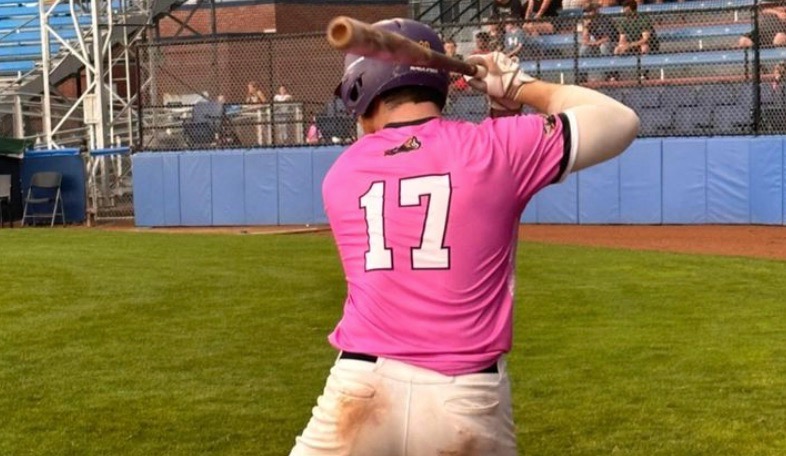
top-left (553, 110), bottom-right (579, 184)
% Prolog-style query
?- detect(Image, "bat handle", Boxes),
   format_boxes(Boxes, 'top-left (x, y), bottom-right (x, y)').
top-left (471, 65), bottom-right (488, 79)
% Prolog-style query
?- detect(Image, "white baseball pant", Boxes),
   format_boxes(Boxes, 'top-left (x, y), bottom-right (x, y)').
top-left (289, 353), bottom-right (517, 456)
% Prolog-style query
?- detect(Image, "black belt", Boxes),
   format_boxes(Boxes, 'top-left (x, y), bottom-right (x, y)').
top-left (339, 351), bottom-right (499, 374)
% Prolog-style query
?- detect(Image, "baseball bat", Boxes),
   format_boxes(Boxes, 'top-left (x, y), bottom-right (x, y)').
top-left (326, 16), bottom-right (486, 78)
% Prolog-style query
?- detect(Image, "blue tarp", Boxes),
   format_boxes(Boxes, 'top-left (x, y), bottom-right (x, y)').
top-left (22, 149), bottom-right (86, 224)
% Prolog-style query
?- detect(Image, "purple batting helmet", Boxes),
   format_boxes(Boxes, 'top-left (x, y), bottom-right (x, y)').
top-left (335, 18), bottom-right (450, 118)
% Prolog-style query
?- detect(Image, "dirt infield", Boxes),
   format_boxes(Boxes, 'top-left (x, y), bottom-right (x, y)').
top-left (519, 225), bottom-right (786, 261)
top-left (100, 223), bottom-right (786, 261)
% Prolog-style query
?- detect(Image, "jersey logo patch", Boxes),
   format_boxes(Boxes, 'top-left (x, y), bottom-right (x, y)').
top-left (541, 114), bottom-right (557, 136)
top-left (384, 136), bottom-right (422, 156)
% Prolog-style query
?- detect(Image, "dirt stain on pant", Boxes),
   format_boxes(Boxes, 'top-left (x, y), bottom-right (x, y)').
top-left (437, 428), bottom-right (487, 456)
top-left (335, 386), bottom-right (389, 452)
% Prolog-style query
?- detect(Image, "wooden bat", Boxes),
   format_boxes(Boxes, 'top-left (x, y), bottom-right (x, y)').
top-left (326, 16), bottom-right (486, 78)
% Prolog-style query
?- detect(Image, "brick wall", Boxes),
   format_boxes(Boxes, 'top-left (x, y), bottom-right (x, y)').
top-left (275, 3), bottom-right (409, 33)
top-left (156, 1), bottom-right (408, 37)
top-left (157, 4), bottom-right (277, 37)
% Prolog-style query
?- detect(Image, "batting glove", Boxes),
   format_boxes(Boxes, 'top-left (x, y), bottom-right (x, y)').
top-left (464, 51), bottom-right (536, 111)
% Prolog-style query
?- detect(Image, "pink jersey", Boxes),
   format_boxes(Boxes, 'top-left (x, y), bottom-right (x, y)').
top-left (322, 113), bottom-right (577, 375)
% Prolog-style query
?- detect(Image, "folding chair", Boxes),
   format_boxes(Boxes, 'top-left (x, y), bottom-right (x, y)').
top-left (0, 174), bottom-right (10, 228)
top-left (22, 172), bottom-right (65, 227)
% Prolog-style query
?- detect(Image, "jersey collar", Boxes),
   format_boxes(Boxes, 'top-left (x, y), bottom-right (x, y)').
top-left (383, 116), bottom-right (438, 130)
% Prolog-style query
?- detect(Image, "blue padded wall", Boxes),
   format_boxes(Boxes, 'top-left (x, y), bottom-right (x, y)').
top-left (179, 153), bottom-right (212, 226)
top-left (211, 151), bottom-right (245, 225)
top-left (620, 139), bottom-right (662, 224)
top-left (706, 138), bottom-right (750, 224)
top-left (662, 138), bottom-right (707, 224)
top-left (520, 197), bottom-right (537, 223)
top-left (749, 138), bottom-right (783, 224)
top-left (578, 157), bottom-right (620, 224)
top-left (312, 147), bottom-right (343, 224)
top-left (134, 137), bottom-right (786, 227)
top-left (535, 173), bottom-right (579, 224)
top-left (162, 154), bottom-right (181, 225)
top-left (278, 148), bottom-right (313, 224)
top-left (244, 150), bottom-right (278, 225)
top-left (132, 153), bottom-right (164, 226)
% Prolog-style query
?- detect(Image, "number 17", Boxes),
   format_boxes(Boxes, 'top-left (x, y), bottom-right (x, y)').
top-left (359, 174), bottom-right (452, 271)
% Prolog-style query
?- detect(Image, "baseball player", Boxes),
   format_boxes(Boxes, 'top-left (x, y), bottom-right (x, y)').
top-left (290, 18), bottom-right (639, 456)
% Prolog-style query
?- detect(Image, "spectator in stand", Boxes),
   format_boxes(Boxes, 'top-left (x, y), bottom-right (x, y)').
top-left (306, 115), bottom-right (322, 144)
top-left (484, 19), bottom-right (505, 52)
top-left (614, 0), bottom-right (659, 55)
top-left (444, 38), bottom-right (470, 93)
top-left (444, 38), bottom-right (464, 61)
top-left (562, 0), bottom-right (587, 10)
top-left (524, 0), bottom-right (559, 35)
top-left (273, 85), bottom-right (294, 144)
top-left (580, 3), bottom-right (618, 56)
top-left (492, 0), bottom-right (526, 21)
top-left (245, 81), bottom-right (267, 103)
top-left (739, 5), bottom-right (786, 48)
top-left (503, 19), bottom-right (529, 60)
top-left (771, 61), bottom-right (786, 90)
top-left (274, 85), bottom-right (293, 102)
top-left (527, 0), bottom-right (561, 19)
top-left (472, 30), bottom-right (495, 54)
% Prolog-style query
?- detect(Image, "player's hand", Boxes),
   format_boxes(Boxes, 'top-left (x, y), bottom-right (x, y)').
top-left (464, 52), bottom-right (535, 110)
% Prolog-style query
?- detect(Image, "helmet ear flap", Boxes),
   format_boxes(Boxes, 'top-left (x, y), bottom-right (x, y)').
top-left (349, 78), bottom-right (363, 103)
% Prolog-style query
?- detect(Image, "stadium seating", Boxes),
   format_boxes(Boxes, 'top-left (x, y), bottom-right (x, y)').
top-left (0, 1), bottom-right (102, 77)
top-left (531, 23), bottom-right (751, 53)
top-left (599, 0), bottom-right (753, 15)
top-left (521, 48), bottom-right (786, 74)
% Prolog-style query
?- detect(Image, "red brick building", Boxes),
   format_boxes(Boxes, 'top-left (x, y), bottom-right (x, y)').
top-left (157, 0), bottom-right (409, 36)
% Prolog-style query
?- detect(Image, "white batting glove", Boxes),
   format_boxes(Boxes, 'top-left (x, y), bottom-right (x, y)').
top-left (464, 52), bottom-right (536, 111)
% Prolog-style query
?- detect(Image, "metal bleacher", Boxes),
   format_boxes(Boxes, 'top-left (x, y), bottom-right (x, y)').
top-left (0, 2), bottom-right (86, 80)
top-left (0, 0), bottom-right (188, 151)
top-left (521, 0), bottom-right (761, 78)
top-left (522, 48), bottom-right (786, 76)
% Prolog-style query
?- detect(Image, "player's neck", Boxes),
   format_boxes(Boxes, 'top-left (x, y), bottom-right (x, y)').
top-left (364, 102), bottom-right (442, 134)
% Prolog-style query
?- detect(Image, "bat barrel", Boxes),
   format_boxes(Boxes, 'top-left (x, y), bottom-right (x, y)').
top-left (327, 16), bottom-right (360, 51)
top-left (326, 15), bottom-right (484, 78)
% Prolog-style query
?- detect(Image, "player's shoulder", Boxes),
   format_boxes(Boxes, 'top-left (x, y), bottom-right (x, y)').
top-left (476, 112), bottom-right (546, 135)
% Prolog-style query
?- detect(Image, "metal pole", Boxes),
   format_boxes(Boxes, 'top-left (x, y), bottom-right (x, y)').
top-left (268, 36), bottom-right (276, 146)
top-left (210, 0), bottom-right (217, 36)
top-left (752, 0), bottom-right (761, 134)
top-left (123, 0), bottom-right (135, 146)
top-left (136, 44), bottom-right (144, 149)
top-left (91, 0), bottom-right (107, 149)
top-left (12, 95), bottom-right (24, 138)
top-left (573, 16), bottom-right (580, 85)
top-left (39, 0), bottom-right (54, 148)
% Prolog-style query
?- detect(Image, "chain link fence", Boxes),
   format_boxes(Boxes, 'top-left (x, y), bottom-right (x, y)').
top-left (137, 1), bottom-right (786, 150)
top-left (137, 32), bottom-right (355, 150)
top-left (87, 149), bottom-right (134, 223)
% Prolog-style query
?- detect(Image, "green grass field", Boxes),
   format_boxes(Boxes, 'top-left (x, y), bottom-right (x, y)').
top-left (1, 229), bottom-right (785, 455)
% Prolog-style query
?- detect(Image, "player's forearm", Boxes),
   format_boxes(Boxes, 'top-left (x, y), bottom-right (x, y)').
top-left (516, 81), bottom-right (640, 171)
top-left (514, 80), bottom-right (625, 114)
